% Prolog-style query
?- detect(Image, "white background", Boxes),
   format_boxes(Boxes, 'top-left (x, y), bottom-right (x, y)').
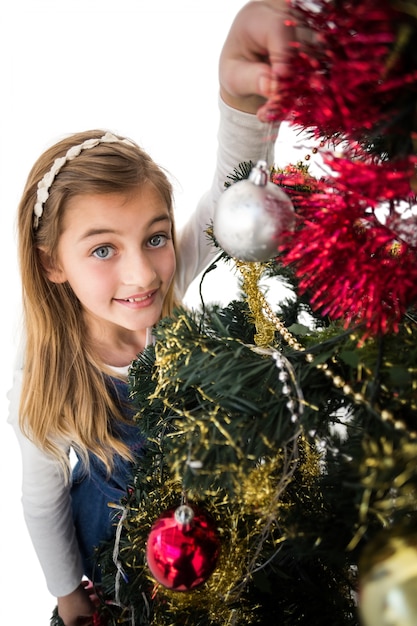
top-left (0, 1), bottom-right (303, 623)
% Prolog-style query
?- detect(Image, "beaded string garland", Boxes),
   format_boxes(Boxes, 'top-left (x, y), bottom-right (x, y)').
top-left (236, 259), bottom-right (416, 438)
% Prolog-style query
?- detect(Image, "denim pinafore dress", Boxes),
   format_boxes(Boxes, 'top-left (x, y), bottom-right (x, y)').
top-left (70, 376), bottom-right (145, 582)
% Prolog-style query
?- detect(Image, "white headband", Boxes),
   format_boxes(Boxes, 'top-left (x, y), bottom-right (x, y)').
top-left (33, 131), bottom-right (135, 229)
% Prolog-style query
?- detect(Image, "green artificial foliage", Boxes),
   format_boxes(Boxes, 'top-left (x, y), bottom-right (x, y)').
top-left (88, 262), bottom-right (417, 624)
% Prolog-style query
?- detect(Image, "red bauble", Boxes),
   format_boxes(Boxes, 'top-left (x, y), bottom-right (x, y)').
top-left (146, 504), bottom-right (220, 591)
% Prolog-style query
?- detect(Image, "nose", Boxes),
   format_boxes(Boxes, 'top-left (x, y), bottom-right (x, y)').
top-left (120, 248), bottom-right (158, 289)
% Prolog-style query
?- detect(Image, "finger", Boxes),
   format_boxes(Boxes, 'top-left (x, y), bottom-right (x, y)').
top-left (81, 580), bottom-right (100, 606)
top-left (263, 16), bottom-right (297, 78)
top-left (222, 58), bottom-right (270, 98)
top-left (221, 8), bottom-right (296, 97)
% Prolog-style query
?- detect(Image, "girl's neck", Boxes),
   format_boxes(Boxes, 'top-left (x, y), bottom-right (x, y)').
top-left (99, 343), bottom-right (143, 368)
top-left (86, 319), bottom-right (150, 368)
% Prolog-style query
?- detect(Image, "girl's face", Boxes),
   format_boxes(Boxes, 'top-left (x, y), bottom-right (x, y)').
top-left (45, 184), bottom-right (176, 361)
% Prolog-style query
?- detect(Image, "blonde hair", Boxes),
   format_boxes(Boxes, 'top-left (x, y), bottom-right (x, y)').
top-left (18, 129), bottom-right (179, 477)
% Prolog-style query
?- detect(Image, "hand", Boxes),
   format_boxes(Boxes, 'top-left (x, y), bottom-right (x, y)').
top-left (57, 581), bottom-right (98, 626)
top-left (219, 0), bottom-right (296, 115)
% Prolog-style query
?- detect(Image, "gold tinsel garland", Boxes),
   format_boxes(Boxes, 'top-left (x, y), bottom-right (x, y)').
top-left (235, 261), bottom-right (277, 348)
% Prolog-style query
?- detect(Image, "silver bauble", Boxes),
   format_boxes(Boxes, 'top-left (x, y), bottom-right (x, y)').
top-left (213, 160), bottom-right (295, 262)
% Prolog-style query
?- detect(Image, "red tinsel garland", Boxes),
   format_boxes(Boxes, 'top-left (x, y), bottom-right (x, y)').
top-left (274, 157), bottom-right (417, 335)
top-left (262, 0), bottom-right (417, 335)
top-left (259, 0), bottom-right (417, 145)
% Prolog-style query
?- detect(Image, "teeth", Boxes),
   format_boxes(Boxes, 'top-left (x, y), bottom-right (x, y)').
top-left (125, 295), bottom-right (150, 303)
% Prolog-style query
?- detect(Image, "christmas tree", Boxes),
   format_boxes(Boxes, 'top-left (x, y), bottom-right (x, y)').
top-left (52, 1), bottom-right (417, 624)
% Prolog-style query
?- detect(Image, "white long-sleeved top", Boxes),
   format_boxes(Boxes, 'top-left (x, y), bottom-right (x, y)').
top-left (7, 98), bottom-right (277, 598)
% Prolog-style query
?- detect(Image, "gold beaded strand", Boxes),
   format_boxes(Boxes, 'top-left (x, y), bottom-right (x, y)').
top-left (258, 288), bottom-right (415, 437)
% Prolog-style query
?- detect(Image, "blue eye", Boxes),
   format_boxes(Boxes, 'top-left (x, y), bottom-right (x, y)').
top-left (149, 234), bottom-right (167, 248)
top-left (93, 245), bottom-right (114, 259)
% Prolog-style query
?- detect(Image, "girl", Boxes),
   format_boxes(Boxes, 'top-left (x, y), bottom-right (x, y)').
top-left (8, 2), bottom-right (295, 624)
